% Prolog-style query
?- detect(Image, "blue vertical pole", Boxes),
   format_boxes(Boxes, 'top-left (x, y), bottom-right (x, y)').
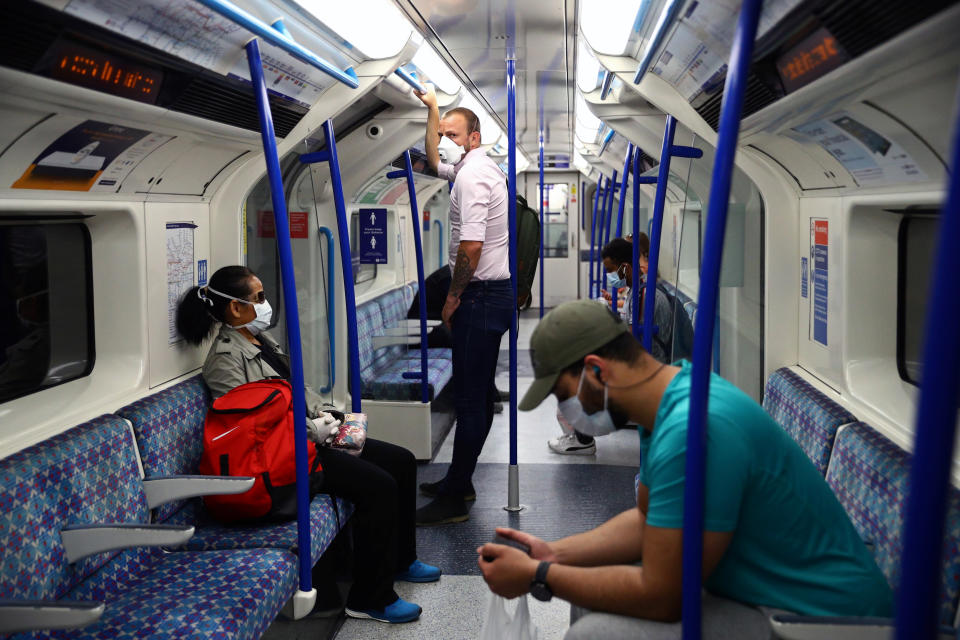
top-left (683, 2), bottom-right (762, 639)
top-left (588, 177), bottom-right (604, 299)
top-left (643, 116), bottom-right (678, 352)
top-left (388, 152), bottom-right (430, 403)
top-left (539, 133), bottom-right (545, 318)
top-left (895, 80), bottom-right (960, 640)
top-left (612, 144), bottom-right (634, 313)
top-left (506, 56), bottom-right (520, 510)
top-left (603, 169), bottom-right (618, 246)
top-left (596, 171), bottom-right (617, 298)
top-left (320, 119), bottom-right (362, 414)
top-left (245, 38), bottom-right (312, 595)
top-left (631, 146), bottom-right (643, 337)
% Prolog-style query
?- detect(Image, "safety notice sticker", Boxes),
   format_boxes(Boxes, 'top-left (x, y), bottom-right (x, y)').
top-left (810, 219), bottom-right (828, 346)
top-left (359, 208), bottom-right (388, 264)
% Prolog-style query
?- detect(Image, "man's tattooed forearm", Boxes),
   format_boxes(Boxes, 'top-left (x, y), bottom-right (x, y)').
top-left (448, 246), bottom-right (476, 299)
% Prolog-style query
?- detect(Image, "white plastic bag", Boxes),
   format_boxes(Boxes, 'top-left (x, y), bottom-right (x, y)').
top-left (479, 593), bottom-right (540, 640)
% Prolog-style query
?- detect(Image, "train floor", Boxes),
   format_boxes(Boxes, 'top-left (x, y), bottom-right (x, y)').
top-left (264, 311), bottom-right (643, 640)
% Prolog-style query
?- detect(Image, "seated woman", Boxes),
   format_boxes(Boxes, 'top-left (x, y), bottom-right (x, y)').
top-left (175, 265), bottom-right (440, 624)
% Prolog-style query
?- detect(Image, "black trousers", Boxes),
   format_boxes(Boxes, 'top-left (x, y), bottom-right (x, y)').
top-left (315, 438), bottom-right (417, 609)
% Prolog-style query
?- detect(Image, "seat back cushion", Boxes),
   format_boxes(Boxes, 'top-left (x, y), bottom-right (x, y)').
top-left (116, 375), bottom-right (210, 521)
top-left (827, 422), bottom-right (960, 625)
top-left (763, 368), bottom-right (857, 475)
top-left (374, 288), bottom-right (408, 365)
top-left (356, 301), bottom-right (385, 386)
top-left (0, 416), bottom-right (149, 600)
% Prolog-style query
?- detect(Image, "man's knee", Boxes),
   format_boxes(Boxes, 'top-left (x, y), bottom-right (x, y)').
top-left (565, 608), bottom-right (676, 640)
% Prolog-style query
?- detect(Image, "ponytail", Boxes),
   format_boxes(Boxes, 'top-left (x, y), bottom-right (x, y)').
top-left (175, 265), bottom-right (255, 346)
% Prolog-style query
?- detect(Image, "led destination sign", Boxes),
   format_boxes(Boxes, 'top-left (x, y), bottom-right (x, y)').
top-left (42, 39), bottom-right (163, 104)
top-left (776, 27), bottom-right (849, 93)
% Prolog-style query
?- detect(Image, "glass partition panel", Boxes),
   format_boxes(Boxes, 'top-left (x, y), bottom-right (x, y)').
top-left (539, 182), bottom-right (569, 258)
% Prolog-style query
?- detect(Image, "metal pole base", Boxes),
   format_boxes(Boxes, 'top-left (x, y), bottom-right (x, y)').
top-left (503, 464), bottom-right (525, 512)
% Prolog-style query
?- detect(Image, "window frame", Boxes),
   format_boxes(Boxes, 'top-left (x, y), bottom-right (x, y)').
top-left (896, 212), bottom-right (938, 387)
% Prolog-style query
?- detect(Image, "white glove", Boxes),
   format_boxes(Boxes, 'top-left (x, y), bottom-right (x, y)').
top-left (307, 412), bottom-right (342, 444)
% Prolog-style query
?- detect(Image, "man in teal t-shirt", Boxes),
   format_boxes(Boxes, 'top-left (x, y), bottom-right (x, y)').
top-left (476, 300), bottom-right (892, 639)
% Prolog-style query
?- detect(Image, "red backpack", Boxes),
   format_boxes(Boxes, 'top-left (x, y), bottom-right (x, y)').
top-left (198, 379), bottom-right (321, 523)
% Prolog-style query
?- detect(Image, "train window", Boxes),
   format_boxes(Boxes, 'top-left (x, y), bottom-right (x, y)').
top-left (0, 222), bottom-right (94, 404)
top-left (350, 212), bottom-right (378, 285)
top-left (539, 183), bottom-right (569, 258)
top-left (897, 214), bottom-right (937, 386)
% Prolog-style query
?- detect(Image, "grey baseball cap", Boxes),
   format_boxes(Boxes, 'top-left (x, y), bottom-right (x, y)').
top-left (518, 300), bottom-right (629, 411)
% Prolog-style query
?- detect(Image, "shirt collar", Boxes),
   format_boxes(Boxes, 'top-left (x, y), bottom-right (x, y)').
top-left (456, 146), bottom-right (486, 168)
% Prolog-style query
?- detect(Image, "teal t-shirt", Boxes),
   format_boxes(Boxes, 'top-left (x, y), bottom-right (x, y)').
top-left (639, 361), bottom-right (893, 616)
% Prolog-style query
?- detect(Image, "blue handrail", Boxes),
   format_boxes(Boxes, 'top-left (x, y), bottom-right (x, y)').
top-left (197, 0), bottom-right (359, 89)
top-left (598, 128), bottom-right (616, 156)
top-left (600, 70), bottom-right (614, 100)
top-left (245, 37), bottom-right (312, 595)
top-left (433, 220), bottom-right (444, 270)
top-left (682, 1), bottom-right (763, 638)
top-left (632, 0), bottom-right (684, 84)
top-left (539, 133), bottom-right (545, 318)
top-left (894, 78), bottom-right (960, 639)
top-left (506, 56), bottom-right (520, 509)
top-left (394, 67), bottom-right (427, 94)
top-left (604, 169), bottom-right (618, 247)
top-left (588, 177), bottom-right (605, 298)
top-left (612, 144), bottom-right (634, 314)
top-left (596, 170), bottom-right (618, 298)
top-left (631, 146), bottom-right (647, 337)
top-left (318, 226), bottom-right (336, 393)
top-left (386, 152), bottom-right (430, 403)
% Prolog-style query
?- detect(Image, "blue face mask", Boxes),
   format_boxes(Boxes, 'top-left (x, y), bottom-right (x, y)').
top-left (555, 369), bottom-right (616, 437)
top-left (606, 264), bottom-right (627, 289)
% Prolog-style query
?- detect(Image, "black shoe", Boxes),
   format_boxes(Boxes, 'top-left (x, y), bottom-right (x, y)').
top-left (415, 496), bottom-right (469, 526)
top-left (496, 387), bottom-right (510, 401)
top-left (419, 479), bottom-right (476, 501)
top-left (493, 401), bottom-right (504, 414)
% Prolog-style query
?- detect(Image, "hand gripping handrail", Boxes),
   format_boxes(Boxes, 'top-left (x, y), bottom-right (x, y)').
top-left (245, 37), bottom-right (314, 605)
top-left (894, 76), bottom-right (960, 639)
top-left (681, 1), bottom-right (763, 638)
top-left (197, 0), bottom-right (359, 89)
top-left (632, 0), bottom-right (685, 84)
top-left (317, 226), bottom-right (336, 393)
top-left (539, 132), bottom-right (546, 318)
top-left (386, 152), bottom-right (430, 403)
top-left (611, 143), bottom-right (634, 314)
top-left (394, 67), bottom-right (427, 94)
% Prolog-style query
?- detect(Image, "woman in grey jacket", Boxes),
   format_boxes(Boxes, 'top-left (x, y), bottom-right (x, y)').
top-left (176, 265), bottom-right (440, 624)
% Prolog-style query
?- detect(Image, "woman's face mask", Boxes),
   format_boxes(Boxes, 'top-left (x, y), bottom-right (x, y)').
top-left (438, 135), bottom-right (467, 165)
top-left (242, 300), bottom-right (273, 335)
top-left (555, 368), bottom-right (617, 437)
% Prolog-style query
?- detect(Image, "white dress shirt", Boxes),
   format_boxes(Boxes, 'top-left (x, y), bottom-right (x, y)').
top-left (438, 148), bottom-right (510, 281)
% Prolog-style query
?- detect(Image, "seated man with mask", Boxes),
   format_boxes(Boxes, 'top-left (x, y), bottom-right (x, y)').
top-left (478, 300), bottom-right (892, 639)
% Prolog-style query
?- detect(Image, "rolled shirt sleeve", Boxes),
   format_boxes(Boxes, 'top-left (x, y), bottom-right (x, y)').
top-left (454, 174), bottom-right (492, 242)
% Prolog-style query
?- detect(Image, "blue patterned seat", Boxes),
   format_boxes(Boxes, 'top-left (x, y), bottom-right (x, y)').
top-left (0, 416), bottom-right (297, 639)
top-left (355, 286), bottom-right (454, 402)
top-left (117, 377), bottom-right (353, 564)
top-left (826, 422), bottom-right (960, 626)
top-left (763, 367), bottom-right (857, 475)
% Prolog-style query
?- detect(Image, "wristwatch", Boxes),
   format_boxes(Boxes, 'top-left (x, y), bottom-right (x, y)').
top-left (530, 561), bottom-right (553, 602)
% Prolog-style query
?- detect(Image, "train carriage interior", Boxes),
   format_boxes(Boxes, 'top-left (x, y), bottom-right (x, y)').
top-left (1, 0), bottom-right (959, 638)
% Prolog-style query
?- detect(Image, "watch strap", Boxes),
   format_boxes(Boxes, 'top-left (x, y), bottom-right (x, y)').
top-left (535, 561), bottom-right (552, 585)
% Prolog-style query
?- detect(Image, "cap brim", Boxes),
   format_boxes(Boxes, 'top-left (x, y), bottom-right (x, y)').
top-left (518, 371), bottom-right (560, 411)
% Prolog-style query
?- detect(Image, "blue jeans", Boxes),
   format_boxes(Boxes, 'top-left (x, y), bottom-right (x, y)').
top-left (441, 278), bottom-right (513, 496)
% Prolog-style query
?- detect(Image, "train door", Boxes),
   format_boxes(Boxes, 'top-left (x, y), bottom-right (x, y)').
top-left (530, 173), bottom-right (580, 308)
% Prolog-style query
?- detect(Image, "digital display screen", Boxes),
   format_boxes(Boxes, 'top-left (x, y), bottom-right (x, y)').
top-left (41, 39), bottom-right (163, 104)
top-left (776, 26), bottom-right (849, 93)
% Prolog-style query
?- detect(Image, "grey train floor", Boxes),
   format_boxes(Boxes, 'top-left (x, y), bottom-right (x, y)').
top-left (264, 314), bottom-right (645, 639)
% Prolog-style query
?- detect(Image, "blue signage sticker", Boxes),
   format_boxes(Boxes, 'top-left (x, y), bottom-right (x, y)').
top-left (198, 259), bottom-right (208, 286)
top-left (359, 208), bottom-right (388, 264)
top-left (811, 220), bottom-right (828, 346)
top-left (800, 257), bottom-right (808, 298)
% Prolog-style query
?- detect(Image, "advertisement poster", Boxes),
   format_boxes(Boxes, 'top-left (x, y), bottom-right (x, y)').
top-left (13, 120), bottom-right (171, 192)
top-left (256, 211), bottom-right (308, 239)
top-left (800, 256), bottom-right (808, 299)
top-left (359, 208), bottom-right (388, 264)
top-left (810, 219), bottom-right (828, 346)
top-left (789, 112), bottom-right (927, 186)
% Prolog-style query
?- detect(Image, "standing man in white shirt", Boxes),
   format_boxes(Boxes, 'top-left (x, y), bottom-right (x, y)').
top-left (414, 86), bottom-right (512, 525)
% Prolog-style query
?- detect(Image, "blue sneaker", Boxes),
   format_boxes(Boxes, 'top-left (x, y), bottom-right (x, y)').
top-left (345, 597), bottom-right (422, 623)
top-left (396, 559), bottom-right (442, 583)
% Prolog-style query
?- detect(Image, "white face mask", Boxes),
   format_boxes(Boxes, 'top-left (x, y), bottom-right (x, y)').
top-left (556, 369), bottom-right (616, 437)
top-left (438, 135), bottom-right (467, 165)
top-left (243, 300), bottom-right (273, 335)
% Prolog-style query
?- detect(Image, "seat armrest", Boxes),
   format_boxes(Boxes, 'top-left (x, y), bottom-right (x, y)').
top-left (770, 614), bottom-right (954, 640)
top-left (60, 524), bottom-right (195, 563)
top-left (397, 319), bottom-right (441, 328)
top-left (0, 599), bottom-right (104, 634)
top-left (142, 475), bottom-right (255, 508)
top-left (373, 336), bottom-right (423, 349)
